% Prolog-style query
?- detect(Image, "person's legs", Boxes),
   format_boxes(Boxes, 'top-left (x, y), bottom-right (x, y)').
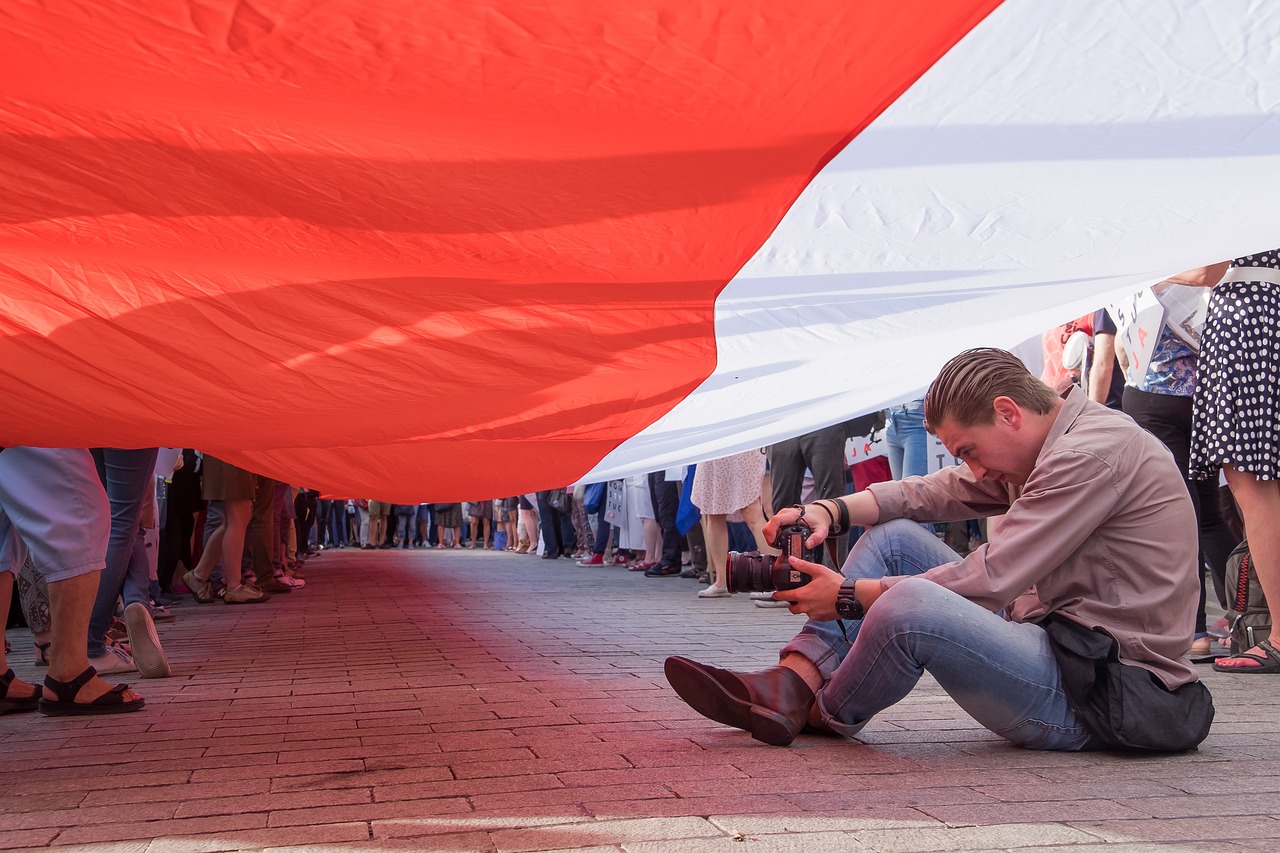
top-left (591, 507), bottom-right (611, 555)
top-left (0, 568), bottom-right (40, 706)
top-left (535, 492), bottom-right (561, 557)
top-left (699, 514), bottom-right (728, 593)
top-left (780, 519), bottom-right (959, 668)
top-left (0, 447), bottom-right (142, 708)
top-left (87, 448), bottom-right (158, 659)
top-left (649, 472), bottom-right (682, 569)
top-left (1216, 467), bottom-right (1280, 669)
top-left (558, 503), bottom-right (576, 556)
top-left (814, 578), bottom-right (1100, 750)
top-left (738, 500), bottom-right (780, 555)
top-left (766, 437), bottom-right (805, 514)
top-left (248, 476), bottom-right (276, 584)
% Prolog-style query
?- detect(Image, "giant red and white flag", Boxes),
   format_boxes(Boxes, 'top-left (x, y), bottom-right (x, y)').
top-left (1, 1), bottom-right (1277, 500)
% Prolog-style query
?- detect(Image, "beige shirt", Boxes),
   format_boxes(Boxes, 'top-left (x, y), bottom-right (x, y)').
top-left (869, 387), bottom-right (1199, 689)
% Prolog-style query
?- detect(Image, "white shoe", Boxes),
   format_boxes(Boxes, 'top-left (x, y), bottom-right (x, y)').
top-left (748, 592), bottom-right (775, 600)
top-left (277, 574), bottom-right (305, 589)
top-left (88, 644), bottom-right (138, 675)
top-left (124, 602), bottom-right (171, 678)
top-left (697, 585), bottom-right (731, 598)
top-left (754, 598), bottom-right (790, 608)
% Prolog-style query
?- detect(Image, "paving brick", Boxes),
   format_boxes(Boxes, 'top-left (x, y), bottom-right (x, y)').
top-left (491, 816), bottom-right (722, 852)
top-left (6, 549), bottom-right (1280, 853)
top-left (0, 829), bottom-right (59, 850)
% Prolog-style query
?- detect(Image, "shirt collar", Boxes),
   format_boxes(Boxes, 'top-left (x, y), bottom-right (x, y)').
top-left (1036, 385), bottom-right (1086, 468)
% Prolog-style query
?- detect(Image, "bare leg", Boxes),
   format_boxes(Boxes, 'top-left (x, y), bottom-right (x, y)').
top-left (46, 571), bottom-right (141, 703)
top-left (642, 517), bottom-right (661, 562)
top-left (1217, 467), bottom-right (1280, 668)
top-left (702, 514), bottom-right (728, 590)
top-left (219, 500), bottom-right (252, 588)
top-left (0, 574), bottom-right (38, 700)
top-left (739, 500), bottom-right (781, 555)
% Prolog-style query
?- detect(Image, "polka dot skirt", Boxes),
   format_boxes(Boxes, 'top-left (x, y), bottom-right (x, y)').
top-left (1190, 251), bottom-right (1280, 481)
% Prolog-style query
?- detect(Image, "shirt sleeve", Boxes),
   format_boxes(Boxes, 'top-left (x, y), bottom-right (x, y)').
top-left (1092, 308), bottom-right (1117, 336)
top-left (868, 465), bottom-right (1013, 524)
top-left (879, 447), bottom-right (1123, 612)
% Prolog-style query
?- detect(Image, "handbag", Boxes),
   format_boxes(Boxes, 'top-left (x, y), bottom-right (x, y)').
top-left (582, 482), bottom-right (606, 514)
top-left (1225, 538), bottom-right (1270, 652)
top-left (1040, 614), bottom-right (1214, 752)
top-left (546, 488), bottom-right (569, 512)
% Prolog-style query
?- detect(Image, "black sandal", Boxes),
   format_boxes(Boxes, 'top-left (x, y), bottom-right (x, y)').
top-left (1211, 638), bottom-right (1280, 674)
top-left (1, 668), bottom-right (41, 714)
top-left (39, 666), bottom-right (144, 716)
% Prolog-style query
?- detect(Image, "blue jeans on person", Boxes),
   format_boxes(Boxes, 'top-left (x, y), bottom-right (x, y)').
top-left (885, 399), bottom-right (929, 480)
top-left (885, 399), bottom-right (937, 534)
top-left (327, 500), bottom-right (347, 547)
top-left (781, 519), bottom-right (1103, 751)
top-left (88, 447), bottom-right (159, 658)
top-left (590, 504), bottom-right (611, 556)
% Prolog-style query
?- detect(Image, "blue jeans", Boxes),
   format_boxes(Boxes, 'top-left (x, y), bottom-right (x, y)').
top-left (781, 519), bottom-right (1102, 751)
top-left (88, 447), bottom-right (159, 657)
top-left (885, 399), bottom-right (929, 480)
top-left (885, 400), bottom-right (937, 534)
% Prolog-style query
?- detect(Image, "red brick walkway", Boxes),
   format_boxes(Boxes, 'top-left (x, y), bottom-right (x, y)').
top-left (3, 547), bottom-right (1278, 851)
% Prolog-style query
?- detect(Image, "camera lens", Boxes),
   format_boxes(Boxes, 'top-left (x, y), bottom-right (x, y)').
top-left (725, 551), bottom-right (776, 594)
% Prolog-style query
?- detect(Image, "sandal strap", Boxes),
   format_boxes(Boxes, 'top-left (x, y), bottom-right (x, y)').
top-left (0, 667), bottom-right (15, 695)
top-left (42, 666), bottom-right (98, 704)
top-left (1259, 638), bottom-right (1280, 664)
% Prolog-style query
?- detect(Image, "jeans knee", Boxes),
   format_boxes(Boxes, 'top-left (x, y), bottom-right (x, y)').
top-left (864, 577), bottom-right (957, 635)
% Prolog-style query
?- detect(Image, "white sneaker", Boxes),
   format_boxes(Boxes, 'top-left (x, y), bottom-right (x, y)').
top-left (277, 574), bottom-right (305, 589)
top-left (754, 598), bottom-right (790, 608)
top-left (748, 592), bottom-right (775, 600)
top-left (697, 585), bottom-right (731, 598)
top-left (88, 644), bottom-right (137, 675)
top-left (124, 601), bottom-right (172, 678)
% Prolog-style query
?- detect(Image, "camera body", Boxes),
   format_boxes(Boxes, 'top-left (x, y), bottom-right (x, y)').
top-left (724, 523), bottom-right (820, 594)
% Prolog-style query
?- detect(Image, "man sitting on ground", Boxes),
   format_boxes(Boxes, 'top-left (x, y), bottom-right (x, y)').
top-left (666, 348), bottom-right (1212, 752)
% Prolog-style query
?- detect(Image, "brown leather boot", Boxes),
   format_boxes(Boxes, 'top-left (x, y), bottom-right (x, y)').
top-left (664, 655), bottom-right (815, 746)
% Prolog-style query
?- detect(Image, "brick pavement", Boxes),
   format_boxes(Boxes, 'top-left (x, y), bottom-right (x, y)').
top-left (2, 547), bottom-right (1278, 852)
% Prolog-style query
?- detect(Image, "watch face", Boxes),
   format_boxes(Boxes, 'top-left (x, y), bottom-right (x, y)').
top-left (837, 590), bottom-right (862, 620)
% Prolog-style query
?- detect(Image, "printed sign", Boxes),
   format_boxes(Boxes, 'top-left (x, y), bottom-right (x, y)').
top-left (845, 427), bottom-right (888, 466)
top-left (1106, 288), bottom-right (1165, 385)
top-left (927, 433), bottom-right (963, 473)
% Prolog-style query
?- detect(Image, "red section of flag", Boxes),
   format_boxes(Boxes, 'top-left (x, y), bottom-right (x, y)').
top-left (0, 1), bottom-right (1001, 499)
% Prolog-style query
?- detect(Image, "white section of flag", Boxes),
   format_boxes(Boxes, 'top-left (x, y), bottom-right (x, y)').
top-left (585, 0), bottom-right (1280, 480)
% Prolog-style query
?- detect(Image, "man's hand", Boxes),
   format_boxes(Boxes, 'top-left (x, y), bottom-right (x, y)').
top-left (762, 505), bottom-right (831, 550)
top-left (770, 556), bottom-right (846, 620)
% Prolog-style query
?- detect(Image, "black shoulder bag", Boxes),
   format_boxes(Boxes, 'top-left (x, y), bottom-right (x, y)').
top-left (1040, 614), bottom-right (1214, 752)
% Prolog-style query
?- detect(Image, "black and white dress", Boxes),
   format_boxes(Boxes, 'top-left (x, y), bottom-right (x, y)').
top-left (1190, 250), bottom-right (1280, 482)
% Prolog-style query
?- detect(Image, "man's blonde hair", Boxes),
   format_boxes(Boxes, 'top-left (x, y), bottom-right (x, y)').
top-left (924, 348), bottom-right (1056, 430)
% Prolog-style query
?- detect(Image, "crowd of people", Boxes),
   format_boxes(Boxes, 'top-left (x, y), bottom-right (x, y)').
top-left (2, 252), bottom-right (1276, 726)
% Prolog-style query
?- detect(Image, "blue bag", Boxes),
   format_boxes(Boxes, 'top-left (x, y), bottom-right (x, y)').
top-left (582, 481), bottom-right (606, 514)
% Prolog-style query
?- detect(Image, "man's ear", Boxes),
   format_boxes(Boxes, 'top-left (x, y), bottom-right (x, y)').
top-left (992, 396), bottom-right (1022, 429)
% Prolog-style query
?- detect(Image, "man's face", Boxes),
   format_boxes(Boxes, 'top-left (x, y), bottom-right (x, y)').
top-left (932, 401), bottom-right (1038, 487)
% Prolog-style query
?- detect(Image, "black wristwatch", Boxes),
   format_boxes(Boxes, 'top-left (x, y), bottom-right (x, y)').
top-left (835, 579), bottom-right (865, 620)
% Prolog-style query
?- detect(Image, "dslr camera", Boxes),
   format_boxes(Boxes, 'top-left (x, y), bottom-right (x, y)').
top-left (724, 522), bottom-right (821, 594)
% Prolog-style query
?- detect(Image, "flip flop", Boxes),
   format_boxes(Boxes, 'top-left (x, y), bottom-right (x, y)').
top-left (38, 666), bottom-right (145, 715)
